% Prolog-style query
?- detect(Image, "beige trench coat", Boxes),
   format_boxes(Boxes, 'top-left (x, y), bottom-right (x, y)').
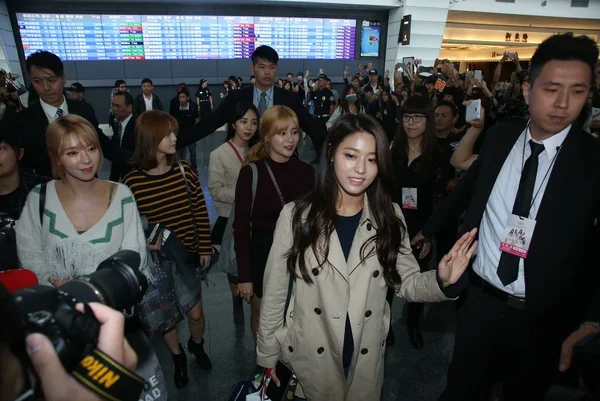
top-left (257, 196), bottom-right (451, 401)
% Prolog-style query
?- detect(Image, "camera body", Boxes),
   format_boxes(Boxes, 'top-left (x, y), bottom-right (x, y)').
top-left (13, 250), bottom-right (148, 372)
top-left (0, 214), bottom-right (18, 270)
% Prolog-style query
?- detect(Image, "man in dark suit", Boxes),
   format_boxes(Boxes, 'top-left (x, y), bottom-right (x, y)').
top-left (109, 91), bottom-right (136, 181)
top-left (133, 78), bottom-right (164, 116)
top-left (171, 88), bottom-right (199, 170)
top-left (12, 51), bottom-right (129, 178)
top-left (177, 46), bottom-right (325, 162)
top-left (411, 33), bottom-right (600, 401)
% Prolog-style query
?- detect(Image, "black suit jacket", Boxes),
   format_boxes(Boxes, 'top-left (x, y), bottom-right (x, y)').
top-left (176, 85), bottom-right (324, 150)
top-left (109, 114), bottom-right (136, 181)
top-left (133, 93), bottom-right (164, 116)
top-left (422, 121), bottom-right (600, 330)
top-left (16, 99), bottom-right (130, 178)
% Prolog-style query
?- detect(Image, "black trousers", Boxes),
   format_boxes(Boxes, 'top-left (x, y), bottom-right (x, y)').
top-left (439, 283), bottom-right (572, 401)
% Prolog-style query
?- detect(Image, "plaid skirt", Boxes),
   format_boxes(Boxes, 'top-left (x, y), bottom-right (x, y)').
top-left (137, 251), bottom-right (202, 338)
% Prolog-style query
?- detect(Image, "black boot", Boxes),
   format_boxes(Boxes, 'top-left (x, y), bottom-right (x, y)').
top-left (407, 324), bottom-right (424, 349)
top-left (188, 337), bottom-right (212, 370)
top-left (407, 302), bottom-right (424, 349)
top-left (172, 346), bottom-right (189, 388)
top-left (386, 326), bottom-right (395, 346)
top-left (233, 295), bottom-right (245, 325)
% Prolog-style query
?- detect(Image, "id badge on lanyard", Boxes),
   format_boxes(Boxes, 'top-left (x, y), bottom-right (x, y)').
top-left (402, 187), bottom-right (418, 210)
top-left (499, 214), bottom-right (536, 258)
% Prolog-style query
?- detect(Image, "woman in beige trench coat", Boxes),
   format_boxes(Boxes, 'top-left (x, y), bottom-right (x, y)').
top-left (257, 114), bottom-right (477, 401)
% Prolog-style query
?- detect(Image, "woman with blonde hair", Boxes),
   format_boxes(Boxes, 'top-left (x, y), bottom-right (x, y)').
top-left (234, 105), bottom-right (314, 339)
top-left (16, 114), bottom-right (147, 287)
top-left (123, 110), bottom-right (212, 388)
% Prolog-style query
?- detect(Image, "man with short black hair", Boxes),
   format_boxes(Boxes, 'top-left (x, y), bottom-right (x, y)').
top-left (14, 51), bottom-right (128, 177)
top-left (173, 88), bottom-right (199, 171)
top-left (169, 83), bottom-right (187, 116)
top-left (108, 79), bottom-right (127, 125)
top-left (109, 91), bottom-right (136, 181)
top-left (414, 33), bottom-right (600, 401)
top-left (133, 78), bottom-right (163, 115)
top-left (177, 45), bottom-right (325, 162)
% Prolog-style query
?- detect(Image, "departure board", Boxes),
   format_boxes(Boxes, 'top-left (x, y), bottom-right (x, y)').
top-left (18, 14), bottom-right (65, 59)
top-left (179, 15), bottom-right (220, 59)
top-left (15, 13), bottom-right (358, 60)
top-left (101, 15), bottom-right (144, 60)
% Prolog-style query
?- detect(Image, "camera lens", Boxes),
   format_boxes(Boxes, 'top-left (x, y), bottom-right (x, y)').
top-left (58, 250), bottom-right (147, 310)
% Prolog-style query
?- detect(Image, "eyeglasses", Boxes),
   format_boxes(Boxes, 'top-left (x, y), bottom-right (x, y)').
top-left (402, 114), bottom-right (426, 123)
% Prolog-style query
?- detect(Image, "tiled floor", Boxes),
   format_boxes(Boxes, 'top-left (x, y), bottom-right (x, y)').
top-left (101, 133), bottom-right (458, 401)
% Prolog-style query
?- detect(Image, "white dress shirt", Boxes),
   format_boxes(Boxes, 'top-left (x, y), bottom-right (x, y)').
top-left (117, 113), bottom-right (133, 147)
top-left (143, 94), bottom-right (153, 111)
top-left (40, 97), bottom-right (69, 123)
top-left (473, 123), bottom-right (571, 297)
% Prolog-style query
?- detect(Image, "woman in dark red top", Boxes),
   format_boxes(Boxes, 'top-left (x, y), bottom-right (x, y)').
top-left (234, 105), bottom-right (315, 340)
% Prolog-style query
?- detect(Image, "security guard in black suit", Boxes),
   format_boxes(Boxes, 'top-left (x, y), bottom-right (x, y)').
top-left (311, 73), bottom-right (335, 131)
top-left (195, 79), bottom-right (213, 119)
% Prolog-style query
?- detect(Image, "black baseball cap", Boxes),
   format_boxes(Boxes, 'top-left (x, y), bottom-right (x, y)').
top-left (317, 73), bottom-right (328, 81)
top-left (69, 82), bottom-right (84, 93)
top-left (200, 79), bottom-right (207, 85)
top-left (369, 68), bottom-right (378, 75)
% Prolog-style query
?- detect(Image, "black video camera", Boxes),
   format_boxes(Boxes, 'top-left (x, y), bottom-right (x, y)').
top-left (13, 250), bottom-right (148, 374)
top-left (0, 213), bottom-right (18, 270)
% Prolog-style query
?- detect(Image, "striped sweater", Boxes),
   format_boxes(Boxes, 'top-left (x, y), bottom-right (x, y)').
top-left (123, 161), bottom-right (211, 255)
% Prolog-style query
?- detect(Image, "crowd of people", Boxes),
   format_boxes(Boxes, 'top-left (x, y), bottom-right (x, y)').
top-left (0, 31), bottom-right (599, 401)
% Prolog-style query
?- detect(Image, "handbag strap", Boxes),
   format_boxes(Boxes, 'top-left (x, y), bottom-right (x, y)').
top-left (264, 160), bottom-right (285, 207)
top-left (249, 162), bottom-right (258, 215)
top-left (177, 162), bottom-right (200, 241)
top-left (226, 140), bottom-right (244, 164)
top-left (39, 183), bottom-right (47, 226)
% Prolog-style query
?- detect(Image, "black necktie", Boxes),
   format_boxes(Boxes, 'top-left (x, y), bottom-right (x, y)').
top-left (114, 122), bottom-right (123, 146)
top-left (497, 140), bottom-right (545, 286)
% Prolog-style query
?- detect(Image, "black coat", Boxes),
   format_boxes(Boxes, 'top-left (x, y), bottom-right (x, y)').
top-left (14, 99), bottom-right (130, 178)
top-left (176, 85), bottom-right (325, 152)
top-left (422, 121), bottom-right (600, 334)
top-left (109, 114), bottom-right (136, 181)
top-left (133, 93), bottom-right (164, 116)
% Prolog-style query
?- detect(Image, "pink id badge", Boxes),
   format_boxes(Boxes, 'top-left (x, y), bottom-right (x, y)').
top-left (402, 187), bottom-right (418, 210)
top-left (499, 214), bottom-right (536, 258)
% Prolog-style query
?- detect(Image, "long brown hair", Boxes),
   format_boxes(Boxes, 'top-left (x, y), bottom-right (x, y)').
top-left (286, 113), bottom-right (409, 287)
top-left (131, 110), bottom-right (179, 170)
top-left (243, 105), bottom-right (299, 165)
top-left (390, 95), bottom-right (438, 178)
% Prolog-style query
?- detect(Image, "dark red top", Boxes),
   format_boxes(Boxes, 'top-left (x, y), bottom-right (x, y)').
top-left (234, 157), bottom-right (315, 283)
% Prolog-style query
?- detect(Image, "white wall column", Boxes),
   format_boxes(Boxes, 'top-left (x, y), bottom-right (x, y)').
top-left (385, 0), bottom-right (449, 70)
top-left (0, 0), bottom-right (23, 78)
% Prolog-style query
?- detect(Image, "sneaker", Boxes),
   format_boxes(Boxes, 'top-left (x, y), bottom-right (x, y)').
top-left (188, 337), bottom-right (212, 370)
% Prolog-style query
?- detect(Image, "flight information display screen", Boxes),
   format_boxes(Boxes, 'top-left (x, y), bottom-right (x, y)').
top-left (16, 13), bottom-right (357, 60)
